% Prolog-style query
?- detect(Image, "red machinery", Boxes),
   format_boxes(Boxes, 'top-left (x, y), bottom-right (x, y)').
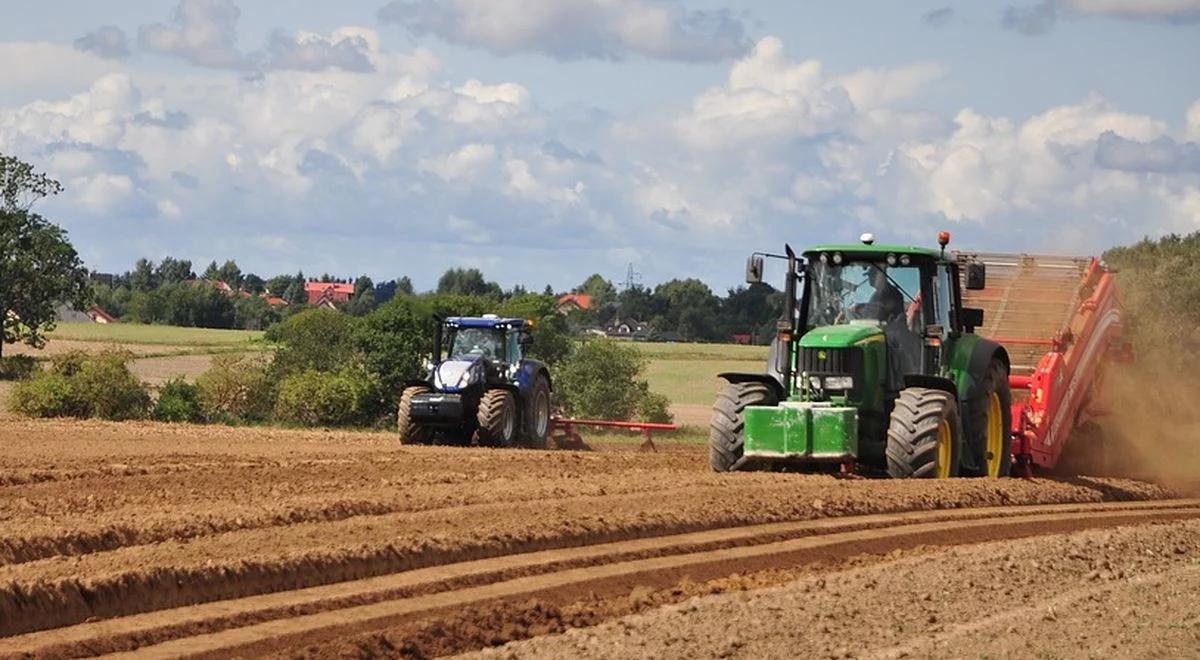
top-left (550, 417), bottom-right (678, 451)
top-left (959, 252), bottom-right (1128, 475)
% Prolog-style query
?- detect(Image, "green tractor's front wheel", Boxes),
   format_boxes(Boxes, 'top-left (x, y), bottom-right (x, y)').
top-left (709, 381), bottom-right (779, 472)
top-left (886, 387), bottom-right (961, 479)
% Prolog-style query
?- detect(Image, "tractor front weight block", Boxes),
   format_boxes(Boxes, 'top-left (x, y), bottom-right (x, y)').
top-left (409, 392), bottom-right (466, 426)
top-left (744, 402), bottom-right (858, 463)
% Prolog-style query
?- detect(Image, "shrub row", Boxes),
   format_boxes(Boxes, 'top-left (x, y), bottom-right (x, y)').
top-left (12, 350), bottom-right (150, 420)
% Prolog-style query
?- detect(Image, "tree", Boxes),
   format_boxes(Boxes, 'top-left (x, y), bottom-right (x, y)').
top-left (1, 155), bottom-right (90, 357)
top-left (202, 260), bottom-right (220, 280)
top-left (556, 338), bottom-right (672, 422)
top-left (216, 259), bottom-right (241, 287)
top-left (653, 278), bottom-right (720, 341)
top-left (283, 271), bottom-right (306, 306)
top-left (436, 267), bottom-right (501, 297)
top-left (242, 273), bottom-right (265, 293)
top-left (155, 257), bottom-right (193, 284)
top-left (129, 258), bottom-right (158, 292)
top-left (576, 273), bottom-right (617, 306)
top-left (346, 275), bottom-right (377, 316)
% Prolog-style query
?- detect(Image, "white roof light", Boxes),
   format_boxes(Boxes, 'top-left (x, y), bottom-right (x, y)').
top-left (860, 232), bottom-right (875, 245)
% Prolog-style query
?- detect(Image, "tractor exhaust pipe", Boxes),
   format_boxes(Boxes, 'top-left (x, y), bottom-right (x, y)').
top-left (432, 314), bottom-right (444, 364)
top-left (778, 244), bottom-right (798, 394)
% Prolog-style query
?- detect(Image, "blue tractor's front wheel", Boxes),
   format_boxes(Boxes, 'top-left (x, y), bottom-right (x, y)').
top-left (477, 389), bottom-right (517, 447)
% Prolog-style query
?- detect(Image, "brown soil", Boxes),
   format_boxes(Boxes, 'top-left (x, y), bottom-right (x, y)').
top-left (0, 418), bottom-right (1185, 656)
top-left (463, 518), bottom-right (1200, 660)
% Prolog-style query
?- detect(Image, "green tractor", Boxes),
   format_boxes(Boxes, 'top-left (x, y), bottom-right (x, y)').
top-left (711, 232), bottom-right (1012, 478)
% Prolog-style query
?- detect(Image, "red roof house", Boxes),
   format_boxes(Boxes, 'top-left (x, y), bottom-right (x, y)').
top-left (305, 282), bottom-right (355, 307)
top-left (555, 293), bottom-right (593, 314)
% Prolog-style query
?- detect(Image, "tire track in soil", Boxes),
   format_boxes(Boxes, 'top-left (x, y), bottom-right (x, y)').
top-left (9, 500), bottom-right (1195, 659)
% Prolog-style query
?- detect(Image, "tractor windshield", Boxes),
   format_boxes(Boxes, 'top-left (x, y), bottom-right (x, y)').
top-left (449, 328), bottom-right (505, 361)
top-left (806, 259), bottom-right (922, 330)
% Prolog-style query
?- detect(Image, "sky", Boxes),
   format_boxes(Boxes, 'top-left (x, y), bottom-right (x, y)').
top-left (1, 0), bottom-right (1197, 293)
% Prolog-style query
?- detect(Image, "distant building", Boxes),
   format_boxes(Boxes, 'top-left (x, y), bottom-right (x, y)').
top-left (55, 304), bottom-right (118, 324)
top-left (730, 333), bottom-right (753, 345)
top-left (604, 317), bottom-right (646, 338)
top-left (555, 293), bottom-right (593, 315)
top-left (305, 282), bottom-right (355, 307)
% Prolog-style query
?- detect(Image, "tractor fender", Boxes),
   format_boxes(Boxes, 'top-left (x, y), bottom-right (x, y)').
top-left (962, 339), bottom-right (1010, 401)
top-left (718, 372), bottom-right (785, 401)
top-left (514, 359), bottom-right (551, 397)
top-left (902, 374), bottom-right (959, 400)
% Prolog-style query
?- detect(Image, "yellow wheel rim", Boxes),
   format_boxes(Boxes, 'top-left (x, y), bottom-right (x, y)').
top-left (936, 420), bottom-right (953, 479)
top-left (986, 392), bottom-right (1004, 477)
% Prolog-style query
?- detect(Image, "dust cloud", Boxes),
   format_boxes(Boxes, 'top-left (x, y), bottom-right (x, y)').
top-left (1102, 358), bottom-right (1200, 495)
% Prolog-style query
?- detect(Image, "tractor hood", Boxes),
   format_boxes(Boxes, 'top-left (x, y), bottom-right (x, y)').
top-left (800, 322), bottom-right (883, 349)
top-left (432, 357), bottom-right (486, 392)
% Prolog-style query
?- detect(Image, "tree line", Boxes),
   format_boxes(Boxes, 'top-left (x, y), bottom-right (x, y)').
top-left (89, 261), bottom-right (784, 342)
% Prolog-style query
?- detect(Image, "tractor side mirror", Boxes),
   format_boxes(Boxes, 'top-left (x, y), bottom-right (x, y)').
top-left (965, 262), bottom-right (986, 290)
top-left (745, 255), bottom-right (764, 284)
top-left (961, 307), bottom-right (984, 331)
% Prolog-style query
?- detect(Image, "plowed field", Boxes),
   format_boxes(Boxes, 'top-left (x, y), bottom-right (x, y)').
top-left (0, 418), bottom-right (1192, 658)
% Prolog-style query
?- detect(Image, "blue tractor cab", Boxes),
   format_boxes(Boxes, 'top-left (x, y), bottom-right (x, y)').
top-left (398, 315), bottom-right (553, 447)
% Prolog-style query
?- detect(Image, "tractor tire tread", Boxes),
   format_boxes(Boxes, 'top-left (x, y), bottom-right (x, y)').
top-left (477, 388), bottom-right (516, 447)
top-left (397, 386), bottom-right (432, 445)
top-left (709, 382), bottom-right (777, 472)
top-left (886, 387), bottom-right (957, 479)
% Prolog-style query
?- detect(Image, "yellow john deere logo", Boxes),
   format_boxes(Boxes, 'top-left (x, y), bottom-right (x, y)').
top-left (817, 350), bottom-right (827, 360)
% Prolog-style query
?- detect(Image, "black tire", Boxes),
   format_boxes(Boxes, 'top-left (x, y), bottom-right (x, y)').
top-left (709, 381), bottom-right (778, 472)
top-left (397, 385), bottom-right (432, 445)
top-left (523, 376), bottom-right (552, 449)
top-left (962, 359), bottom-right (1013, 477)
top-left (886, 387), bottom-right (961, 479)
top-left (477, 388), bottom-right (517, 447)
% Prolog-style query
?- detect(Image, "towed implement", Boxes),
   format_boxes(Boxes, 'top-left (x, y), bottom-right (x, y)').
top-left (711, 233), bottom-right (1124, 478)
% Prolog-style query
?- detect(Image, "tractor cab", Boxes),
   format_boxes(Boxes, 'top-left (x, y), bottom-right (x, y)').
top-left (444, 316), bottom-right (528, 366)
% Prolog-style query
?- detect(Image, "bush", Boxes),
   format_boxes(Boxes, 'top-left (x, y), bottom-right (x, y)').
top-left (635, 386), bottom-right (674, 424)
top-left (352, 297), bottom-right (430, 395)
top-left (273, 368), bottom-right (381, 427)
top-left (196, 354), bottom-right (272, 422)
top-left (10, 373), bottom-right (80, 417)
top-left (154, 378), bottom-right (203, 423)
top-left (556, 338), bottom-right (672, 422)
top-left (11, 349), bottom-right (150, 420)
top-left (0, 354), bottom-right (38, 380)
top-left (267, 309), bottom-right (358, 379)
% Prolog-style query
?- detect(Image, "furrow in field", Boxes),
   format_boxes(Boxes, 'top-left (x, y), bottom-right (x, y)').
top-left (0, 476), bottom-right (1175, 637)
top-left (17, 501), bottom-right (1195, 660)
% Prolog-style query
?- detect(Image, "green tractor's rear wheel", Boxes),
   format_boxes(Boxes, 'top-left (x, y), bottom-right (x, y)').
top-left (886, 387), bottom-right (961, 479)
top-left (477, 388), bottom-right (517, 447)
top-left (963, 359), bottom-right (1013, 477)
top-left (709, 381), bottom-right (778, 472)
top-left (397, 385), bottom-right (433, 445)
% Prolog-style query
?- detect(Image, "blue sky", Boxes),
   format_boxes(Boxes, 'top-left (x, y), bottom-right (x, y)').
top-left (1, 0), bottom-right (1197, 292)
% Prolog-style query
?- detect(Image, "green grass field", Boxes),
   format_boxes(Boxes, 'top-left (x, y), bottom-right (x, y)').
top-left (47, 322), bottom-right (265, 346)
top-left (630, 341), bottom-right (768, 408)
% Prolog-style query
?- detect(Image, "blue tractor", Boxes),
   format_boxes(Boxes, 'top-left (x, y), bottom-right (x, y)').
top-left (398, 315), bottom-right (554, 448)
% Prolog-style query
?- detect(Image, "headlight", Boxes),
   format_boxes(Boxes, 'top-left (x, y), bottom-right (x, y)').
top-left (823, 376), bottom-right (854, 390)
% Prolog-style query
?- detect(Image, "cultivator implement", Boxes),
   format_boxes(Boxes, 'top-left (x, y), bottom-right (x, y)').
top-left (958, 252), bottom-right (1126, 473)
